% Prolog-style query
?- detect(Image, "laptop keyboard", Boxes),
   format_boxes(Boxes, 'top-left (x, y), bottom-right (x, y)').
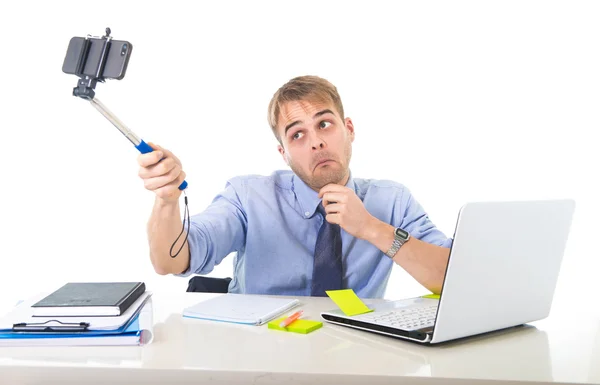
top-left (356, 305), bottom-right (438, 331)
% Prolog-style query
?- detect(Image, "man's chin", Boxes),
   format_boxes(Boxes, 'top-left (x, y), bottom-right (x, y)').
top-left (290, 163), bottom-right (348, 191)
top-left (311, 169), bottom-right (347, 189)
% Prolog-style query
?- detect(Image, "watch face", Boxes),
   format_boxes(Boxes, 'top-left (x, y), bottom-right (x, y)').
top-left (395, 228), bottom-right (409, 240)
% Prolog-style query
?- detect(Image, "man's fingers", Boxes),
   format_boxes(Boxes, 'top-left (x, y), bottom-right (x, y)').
top-left (325, 213), bottom-right (341, 224)
top-left (318, 183), bottom-right (348, 198)
top-left (137, 142), bottom-right (185, 201)
top-left (322, 192), bottom-right (346, 206)
top-left (137, 150), bottom-right (164, 167)
top-left (154, 171), bottom-right (187, 199)
top-left (152, 143), bottom-right (179, 161)
top-left (143, 166), bottom-right (183, 191)
top-left (324, 203), bottom-right (343, 214)
top-left (173, 170), bottom-right (187, 188)
top-left (140, 142), bottom-right (180, 164)
top-left (138, 157), bottom-right (178, 179)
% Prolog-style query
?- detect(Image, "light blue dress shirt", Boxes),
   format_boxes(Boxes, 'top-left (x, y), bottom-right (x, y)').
top-left (178, 170), bottom-right (453, 298)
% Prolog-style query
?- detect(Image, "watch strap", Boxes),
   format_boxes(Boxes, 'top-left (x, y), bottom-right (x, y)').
top-left (385, 228), bottom-right (410, 258)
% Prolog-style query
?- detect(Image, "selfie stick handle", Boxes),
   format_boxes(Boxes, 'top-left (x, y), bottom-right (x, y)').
top-left (89, 97), bottom-right (188, 190)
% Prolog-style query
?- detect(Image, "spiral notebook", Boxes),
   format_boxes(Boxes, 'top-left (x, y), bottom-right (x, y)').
top-left (183, 294), bottom-right (300, 326)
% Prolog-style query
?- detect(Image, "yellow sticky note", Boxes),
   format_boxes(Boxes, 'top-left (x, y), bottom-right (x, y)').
top-left (268, 317), bottom-right (323, 334)
top-left (325, 289), bottom-right (373, 316)
top-left (421, 294), bottom-right (440, 299)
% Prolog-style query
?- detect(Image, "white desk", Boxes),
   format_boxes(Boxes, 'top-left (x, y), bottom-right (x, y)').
top-left (0, 293), bottom-right (599, 384)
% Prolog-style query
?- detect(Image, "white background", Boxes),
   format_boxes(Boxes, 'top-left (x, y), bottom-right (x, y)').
top-left (0, 1), bottom-right (598, 322)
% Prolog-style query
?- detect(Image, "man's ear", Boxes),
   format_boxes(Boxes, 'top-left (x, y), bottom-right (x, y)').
top-left (345, 117), bottom-right (355, 142)
top-left (278, 144), bottom-right (289, 166)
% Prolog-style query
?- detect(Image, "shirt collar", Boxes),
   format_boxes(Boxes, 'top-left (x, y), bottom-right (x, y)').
top-left (292, 171), bottom-right (355, 219)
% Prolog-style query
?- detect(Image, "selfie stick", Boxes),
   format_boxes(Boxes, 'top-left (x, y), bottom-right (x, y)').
top-left (70, 28), bottom-right (188, 191)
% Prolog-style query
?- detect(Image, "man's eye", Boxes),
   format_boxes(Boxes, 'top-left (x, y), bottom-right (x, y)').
top-left (319, 121), bottom-right (331, 129)
top-left (292, 132), bottom-right (304, 140)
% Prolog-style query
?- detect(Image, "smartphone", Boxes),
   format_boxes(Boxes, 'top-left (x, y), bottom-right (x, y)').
top-left (62, 36), bottom-right (133, 80)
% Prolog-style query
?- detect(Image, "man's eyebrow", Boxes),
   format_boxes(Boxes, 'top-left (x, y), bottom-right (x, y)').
top-left (284, 120), bottom-right (301, 136)
top-left (284, 109), bottom-right (336, 136)
top-left (314, 109), bottom-right (335, 118)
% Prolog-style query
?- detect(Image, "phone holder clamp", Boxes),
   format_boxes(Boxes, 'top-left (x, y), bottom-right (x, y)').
top-left (72, 28), bottom-right (113, 100)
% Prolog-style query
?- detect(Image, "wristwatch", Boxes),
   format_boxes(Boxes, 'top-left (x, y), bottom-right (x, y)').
top-left (385, 227), bottom-right (411, 258)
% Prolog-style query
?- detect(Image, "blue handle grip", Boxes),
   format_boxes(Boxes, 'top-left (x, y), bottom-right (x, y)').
top-left (136, 139), bottom-right (188, 190)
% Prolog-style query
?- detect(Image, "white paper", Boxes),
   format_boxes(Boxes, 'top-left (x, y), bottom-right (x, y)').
top-left (183, 294), bottom-right (300, 325)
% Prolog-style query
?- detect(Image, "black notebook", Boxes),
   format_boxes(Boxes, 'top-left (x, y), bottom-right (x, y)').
top-left (31, 282), bottom-right (146, 317)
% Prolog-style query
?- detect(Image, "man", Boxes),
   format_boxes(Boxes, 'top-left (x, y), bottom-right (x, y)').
top-left (138, 75), bottom-right (452, 298)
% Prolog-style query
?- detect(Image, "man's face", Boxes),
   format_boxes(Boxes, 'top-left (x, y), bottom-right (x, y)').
top-left (277, 100), bottom-right (355, 191)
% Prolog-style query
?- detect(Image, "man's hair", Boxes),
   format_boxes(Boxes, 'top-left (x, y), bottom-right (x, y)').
top-left (268, 75), bottom-right (345, 143)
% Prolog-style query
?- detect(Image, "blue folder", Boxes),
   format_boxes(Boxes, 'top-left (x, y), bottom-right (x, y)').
top-left (0, 314), bottom-right (142, 340)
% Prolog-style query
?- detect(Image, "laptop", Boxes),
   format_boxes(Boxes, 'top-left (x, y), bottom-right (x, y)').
top-left (321, 199), bottom-right (576, 344)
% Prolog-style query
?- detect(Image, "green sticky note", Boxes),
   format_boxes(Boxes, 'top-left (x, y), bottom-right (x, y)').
top-left (268, 317), bottom-right (323, 334)
top-left (421, 294), bottom-right (440, 299)
top-left (325, 289), bottom-right (373, 316)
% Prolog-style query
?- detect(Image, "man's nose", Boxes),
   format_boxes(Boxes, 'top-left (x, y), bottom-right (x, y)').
top-left (310, 133), bottom-right (326, 150)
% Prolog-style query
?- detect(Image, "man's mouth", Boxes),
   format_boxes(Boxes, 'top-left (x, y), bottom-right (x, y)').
top-left (314, 159), bottom-right (334, 169)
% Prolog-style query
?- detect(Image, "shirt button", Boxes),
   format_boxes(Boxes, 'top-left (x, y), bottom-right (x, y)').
top-left (305, 211), bottom-right (310, 217)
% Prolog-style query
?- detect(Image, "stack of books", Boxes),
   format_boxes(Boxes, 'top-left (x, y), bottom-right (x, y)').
top-left (0, 282), bottom-right (153, 346)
